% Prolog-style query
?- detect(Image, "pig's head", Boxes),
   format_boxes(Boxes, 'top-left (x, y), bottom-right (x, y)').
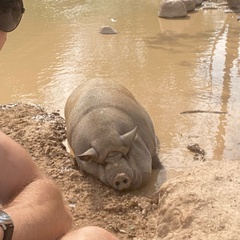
top-left (74, 126), bottom-right (153, 191)
top-left (77, 127), bottom-right (138, 164)
top-left (76, 146), bottom-right (152, 191)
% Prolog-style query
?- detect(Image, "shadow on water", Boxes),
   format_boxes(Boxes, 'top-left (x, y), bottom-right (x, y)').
top-left (145, 30), bottom-right (214, 52)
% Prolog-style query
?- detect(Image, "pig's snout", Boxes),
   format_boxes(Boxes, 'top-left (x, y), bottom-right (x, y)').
top-left (113, 173), bottom-right (131, 191)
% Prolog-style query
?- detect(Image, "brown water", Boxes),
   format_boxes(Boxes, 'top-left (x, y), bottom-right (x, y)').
top-left (1, 0), bottom-right (240, 190)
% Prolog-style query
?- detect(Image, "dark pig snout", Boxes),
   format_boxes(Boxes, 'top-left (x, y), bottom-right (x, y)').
top-left (113, 173), bottom-right (131, 191)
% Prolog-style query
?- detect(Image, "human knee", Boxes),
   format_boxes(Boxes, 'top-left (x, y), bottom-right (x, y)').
top-left (60, 226), bottom-right (118, 240)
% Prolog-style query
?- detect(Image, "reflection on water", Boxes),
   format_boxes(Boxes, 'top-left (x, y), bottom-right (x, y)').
top-left (1, 1), bottom-right (240, 191)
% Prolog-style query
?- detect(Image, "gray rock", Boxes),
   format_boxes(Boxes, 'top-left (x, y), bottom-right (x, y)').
top-left (227, 0), bottom-right (240, 9)
top-left (193, 0), bottom-right (203, 6)
top-left (158, 0), bottom-right (188, 18)
top-left (182, 0), bottom-right (196, 12)
top-left (99, 26), bottom-right (117, 34)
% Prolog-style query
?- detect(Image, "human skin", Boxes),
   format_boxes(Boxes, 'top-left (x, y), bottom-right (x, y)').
top-left (0, 31), bottom-right (6, 50)
top-left (0, 132), bottom-right (119, 240)
top-left (0, 31), bottom-right (72, 240)
top-left (0, 131), bottom-right (72, 240)
top-left (59, 226), bottom-right (119, 240)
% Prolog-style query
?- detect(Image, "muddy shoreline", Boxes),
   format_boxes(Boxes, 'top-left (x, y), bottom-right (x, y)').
top-left (0, 103), bottom-right (159, 240)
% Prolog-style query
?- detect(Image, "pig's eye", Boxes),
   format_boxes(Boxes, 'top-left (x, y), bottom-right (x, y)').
top-left (107, 151), bottom-right (118, 158)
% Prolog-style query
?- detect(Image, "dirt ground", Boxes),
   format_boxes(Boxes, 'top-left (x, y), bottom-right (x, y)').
top-left (0, 103), bottom-right (159, 240)
top-left (156, 159), bottom-right (240, 240)
top-left (2, 103), bottom-right (240, 240)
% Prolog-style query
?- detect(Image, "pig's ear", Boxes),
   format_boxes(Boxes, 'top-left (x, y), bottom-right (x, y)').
top-left (120, 126), bottom-right (138, 147)
top-left (78, 148), bottom-right (98, 162)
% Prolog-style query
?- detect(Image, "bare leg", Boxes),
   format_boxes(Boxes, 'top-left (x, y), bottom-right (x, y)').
top-left (59, 226), bottom-right (119, 240)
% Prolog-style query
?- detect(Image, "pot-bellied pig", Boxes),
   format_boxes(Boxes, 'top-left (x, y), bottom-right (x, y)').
top-left (64, 79), bottom-right (162, 191)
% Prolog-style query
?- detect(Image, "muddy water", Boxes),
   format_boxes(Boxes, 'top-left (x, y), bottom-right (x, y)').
top-left (1, 0), bottom-right (240, 190)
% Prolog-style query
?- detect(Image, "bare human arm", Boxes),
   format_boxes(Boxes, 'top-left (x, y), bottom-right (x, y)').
top-left (0, 131), bottom-right (72, 240)
top-left (0, 227), bottom-right (3, 240)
